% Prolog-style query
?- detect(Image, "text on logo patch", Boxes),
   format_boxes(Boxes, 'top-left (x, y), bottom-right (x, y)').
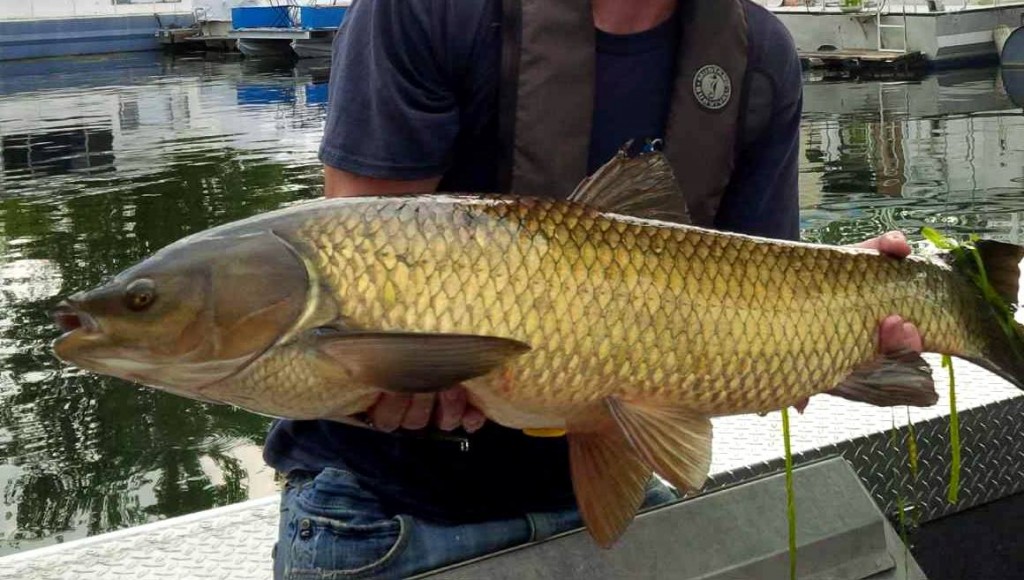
top-left (693, 64), bottom-right (732, 111)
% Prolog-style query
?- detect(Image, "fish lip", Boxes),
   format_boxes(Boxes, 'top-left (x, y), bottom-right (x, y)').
top-left (51, 301), bottom-right (100, 337)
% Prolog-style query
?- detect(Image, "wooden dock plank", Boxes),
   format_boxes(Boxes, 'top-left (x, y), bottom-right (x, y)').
top-left (800, 49), bottom-right (924, 62)
top-left (800, 50), bottom-right (928, 77)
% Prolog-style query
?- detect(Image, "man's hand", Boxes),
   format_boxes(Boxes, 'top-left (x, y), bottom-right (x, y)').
top-left (366, 389), bottom-right (487, 433)
top-left (852, 230), bottom-right (924, 354)
top-left (794, 231), bottom-right (923, 414)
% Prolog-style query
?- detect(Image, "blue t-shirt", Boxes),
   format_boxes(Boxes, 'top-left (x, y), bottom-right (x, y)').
top-left (265, 0), bottom-right (803, 522)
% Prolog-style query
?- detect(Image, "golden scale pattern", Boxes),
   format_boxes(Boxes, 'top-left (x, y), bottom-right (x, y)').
top-left (286, 196), bottom-right (986, 420)
top-left (208, 334), bottom-right (340, 419)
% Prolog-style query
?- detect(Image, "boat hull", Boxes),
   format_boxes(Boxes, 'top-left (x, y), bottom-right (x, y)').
top-left (0, 14), bottom-right (194, 62)
top-left (770, 4), bottom-right (1024, 69)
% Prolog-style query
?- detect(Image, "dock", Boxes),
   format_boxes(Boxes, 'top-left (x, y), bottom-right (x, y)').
top-left (800, 48), bottom-right (930, 80)
top-left (226, 27), bottom-right (333, 41)
top-left (180, 34), bottom-right (238, 52)
top-left (1, 355), bottom-right (1022, 579)
top-left (225, 4), bottom-right (346, 59)
top-left (801, 48), bottom-right (928, 70)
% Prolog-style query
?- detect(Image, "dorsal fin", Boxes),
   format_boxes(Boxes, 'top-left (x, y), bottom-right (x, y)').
top-left (567, 142), bottom-right (692, 224)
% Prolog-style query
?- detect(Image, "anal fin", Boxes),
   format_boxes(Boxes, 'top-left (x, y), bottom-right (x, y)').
top-left (568, 409), bottom-right (652, 549)
top-left (606, 399), bottom-right (713, 494)
top-left (827, 349), bottom-right (939, 407)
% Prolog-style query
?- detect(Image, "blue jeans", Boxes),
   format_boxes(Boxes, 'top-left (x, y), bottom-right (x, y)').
top-left (272, 467), bottom-right (678, 579)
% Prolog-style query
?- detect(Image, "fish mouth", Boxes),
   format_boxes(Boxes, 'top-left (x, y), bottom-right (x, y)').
top-left (52, 301), bottom-right (99, 337)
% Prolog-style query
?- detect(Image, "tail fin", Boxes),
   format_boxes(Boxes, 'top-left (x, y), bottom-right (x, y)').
top-left (943, 238), bottom-right (1024, 390)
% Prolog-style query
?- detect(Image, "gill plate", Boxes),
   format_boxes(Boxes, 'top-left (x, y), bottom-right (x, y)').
top-left (269, 229), bottom-right (329, 346)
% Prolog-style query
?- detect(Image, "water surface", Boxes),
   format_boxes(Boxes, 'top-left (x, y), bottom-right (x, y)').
top-left (0, 52), bottom-right (1022, 556)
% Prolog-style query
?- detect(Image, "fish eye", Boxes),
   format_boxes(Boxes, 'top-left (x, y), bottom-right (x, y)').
top-left (124, 278), bottom-right (157, 312)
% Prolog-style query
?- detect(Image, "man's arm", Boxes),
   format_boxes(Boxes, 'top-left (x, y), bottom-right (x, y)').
top-left (317, 0), bottom-right (493, 183)
top-left (713, 18), bottom-right (803, 241)
top-left (324, 166), bottom-right (440, 198)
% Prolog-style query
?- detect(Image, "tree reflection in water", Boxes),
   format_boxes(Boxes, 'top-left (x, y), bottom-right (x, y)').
top-left (0, 144), bottom-right (322, 554)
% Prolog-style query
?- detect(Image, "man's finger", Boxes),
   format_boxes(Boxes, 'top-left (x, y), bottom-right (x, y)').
top-left (852, 230), bottom-right (911, 259)
top-left (437, 387), bottom-right (468, 431)
top-left (371, 393), bottom-right (412, 432)
top-left (401, 393), bottom-right (436, 430)
top-left (462, 406), bottom-right (486, 433)
top-left (901, 321), bottom-right (923, 353)
top-left (878, 314), bottom-right (923, 354)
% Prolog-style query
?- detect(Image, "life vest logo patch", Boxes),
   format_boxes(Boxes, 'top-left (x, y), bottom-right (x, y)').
top-left (693, 65), bottom-right (732, 111)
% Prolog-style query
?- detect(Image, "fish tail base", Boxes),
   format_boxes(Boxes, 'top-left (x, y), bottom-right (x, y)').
top-left (943, 237), bottom-right (1024, 390)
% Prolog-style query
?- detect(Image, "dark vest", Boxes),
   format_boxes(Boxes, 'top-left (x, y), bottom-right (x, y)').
top-left (496, 0), bottom-right (749, 227)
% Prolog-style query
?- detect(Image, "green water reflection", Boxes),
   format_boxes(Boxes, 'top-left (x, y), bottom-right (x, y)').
top-left (0, 53), bottom-right (1022, 555)
top-left (0, 53), bottom-right (327, 554)
top-left (1, 147), bottom-right (316, 552)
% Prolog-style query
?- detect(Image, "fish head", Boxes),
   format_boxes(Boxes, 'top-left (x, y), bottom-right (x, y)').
top-left (51, 230), bottom-right (309, 393)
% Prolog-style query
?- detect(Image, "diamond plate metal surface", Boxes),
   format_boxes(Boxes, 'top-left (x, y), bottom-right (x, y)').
top-left (0, 496), bottom-right (280, 580)
top-left (703, 355), bottom-right (1024, 524)
top-left (708, 397), bottom-right (1024, 520)
top-left (1, 355), bottom-right (1021, 578)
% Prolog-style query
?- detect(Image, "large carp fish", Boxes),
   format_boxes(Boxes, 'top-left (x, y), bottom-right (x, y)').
top-left (51, 150), bottom-right (1024, 547)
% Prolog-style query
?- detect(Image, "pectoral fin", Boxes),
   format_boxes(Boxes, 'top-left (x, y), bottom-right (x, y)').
top-left (314, 331), bottom-right (530, 394)
top-left (607, 399), bottom-right (713, 494)
top-left (567, 414), bottom-right (652, 549)
top-left (828, 349), bottom-right (938, 407)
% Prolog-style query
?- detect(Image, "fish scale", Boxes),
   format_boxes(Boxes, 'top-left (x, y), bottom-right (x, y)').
top-left (275, 196), bottom-right (976, 417)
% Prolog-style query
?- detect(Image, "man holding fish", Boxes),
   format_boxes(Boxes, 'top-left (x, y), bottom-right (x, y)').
top-left (262, 0), bottom-right (925, 577)
top-left (55, 0), bottom-right (1024, 574)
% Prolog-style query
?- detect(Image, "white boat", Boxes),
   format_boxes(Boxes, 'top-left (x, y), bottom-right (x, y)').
top-left (0, 0), bottom-right (196, 61)
top-left (291, 38), bottom-right (333, 58)
top-left (760, 0), bottom-right (1024, 69)
top-left (0, 0), bottom-right (345, 62)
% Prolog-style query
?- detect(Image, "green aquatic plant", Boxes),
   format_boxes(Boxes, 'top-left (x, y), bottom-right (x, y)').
top-left (905, 407), bottom-right (918, 480)
top-left (942, 355), bottom-right (961, 504)
top-left (878, 226), bottom-right (999, 562)
top-left (781, 407), bottom-right (797, 580)
top-left (920, 227), bottom-right (976, 504)
top-left (921, 227), bottom-right (1024, 359)
top-left (890, 406), bottom-right (920, 569)
top-left (896, 493), bottom-right (910, 569)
